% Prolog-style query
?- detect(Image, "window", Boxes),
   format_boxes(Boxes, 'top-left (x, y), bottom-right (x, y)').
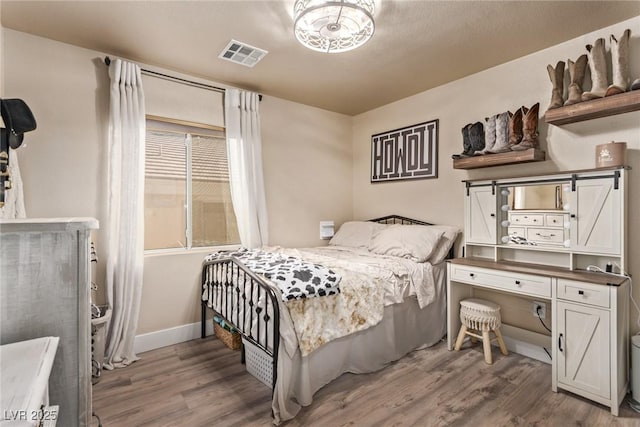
top-left (144, 118), bottom-right (239, 250)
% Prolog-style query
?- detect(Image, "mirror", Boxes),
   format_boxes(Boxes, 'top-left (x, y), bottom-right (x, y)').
top-left (500, 182), bottom-right (572, 248)
top-left (507, 183), bottom-right (570, 211)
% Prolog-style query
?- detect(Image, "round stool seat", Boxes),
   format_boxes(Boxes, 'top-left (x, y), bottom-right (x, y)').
top-left (454, 298), bottom-right (508, 365)
top-left (459, 298), bottom-right (502, 331)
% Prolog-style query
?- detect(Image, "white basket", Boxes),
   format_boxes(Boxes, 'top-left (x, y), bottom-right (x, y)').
top-left (242, 337), bottom-right (272, 388)
top-left (91, 305), bottom-right (112, 384)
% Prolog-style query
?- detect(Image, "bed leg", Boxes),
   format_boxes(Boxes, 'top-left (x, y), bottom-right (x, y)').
top-left (201, 302), bottom-right (206, 339)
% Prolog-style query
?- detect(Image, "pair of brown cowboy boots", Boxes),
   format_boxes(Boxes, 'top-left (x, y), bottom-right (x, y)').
top-left (483, 103), bottom-right (539, 153)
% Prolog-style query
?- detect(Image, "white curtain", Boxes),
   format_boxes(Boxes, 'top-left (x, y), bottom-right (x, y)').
top-left (104, 59), bottom-right (146, 369)
top-left (0, 149), bottom-right (26, 219)
top-left (225, 89), bottom-right (268, 248)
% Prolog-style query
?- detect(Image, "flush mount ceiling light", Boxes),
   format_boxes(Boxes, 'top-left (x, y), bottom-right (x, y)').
top-left (293, 0), bottom-right (376, 53)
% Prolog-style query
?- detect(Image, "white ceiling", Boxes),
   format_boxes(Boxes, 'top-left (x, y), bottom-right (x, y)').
top-left (2, 1), bottom-right (639, 116)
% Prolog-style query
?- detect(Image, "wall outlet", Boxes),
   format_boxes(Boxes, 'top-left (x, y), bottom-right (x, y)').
top-left (532, 301), bottom-right (546, 318)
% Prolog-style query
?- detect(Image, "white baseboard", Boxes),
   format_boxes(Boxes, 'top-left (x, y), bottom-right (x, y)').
top-left (138, 320), bottom-right (552, 363)
top-left (500, 324), bottom-right (552, 365)
top-left (135, 320), bottom-right (214, 354)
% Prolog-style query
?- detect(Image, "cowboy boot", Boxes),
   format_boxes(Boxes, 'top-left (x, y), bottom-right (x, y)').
top-left (508, 108), bottom-right (524, 148)
top-left (468, 121), bottom-right (485, 155)
top-left (546, 61), bottom-right (565, 110)
top-left (582, 38), bottom-right (608, 101)
top-left (606, 29), bottom-right (631, 96)
top-left (452, 123), bottom-right (473, 159)
top-left (564, 54), bottom-right (588, 106)
top-left (479, 115), bottom-right (496, 154)
top-left (487, 112), bottom-right (510, 153)
top-left (511, 103), bottom-right (539, 151)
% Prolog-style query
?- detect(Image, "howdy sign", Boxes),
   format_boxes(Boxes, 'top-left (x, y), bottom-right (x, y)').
top-left (370, 119), bottom-right (438, 183)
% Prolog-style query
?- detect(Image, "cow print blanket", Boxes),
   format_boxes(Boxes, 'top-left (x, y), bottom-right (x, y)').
top-left (205, 248), bottom-right (341, 302)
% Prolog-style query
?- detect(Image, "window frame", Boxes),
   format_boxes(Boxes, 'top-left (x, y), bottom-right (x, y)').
top-left (143, 116), bottom-right (240, 254)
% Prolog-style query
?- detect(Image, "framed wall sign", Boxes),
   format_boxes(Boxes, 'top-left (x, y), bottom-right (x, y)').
top-left (370, 119), bottom-right (438, 183)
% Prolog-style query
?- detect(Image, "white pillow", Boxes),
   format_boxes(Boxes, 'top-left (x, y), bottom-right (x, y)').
top-left (329, 221), bottom-right (387, 248)
top-left (427, 225), bottom-right (461, 264)
top-left (368, 224), bottom-right (444, 263)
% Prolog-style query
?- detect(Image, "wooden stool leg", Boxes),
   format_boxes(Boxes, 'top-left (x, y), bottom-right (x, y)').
top-left (494, 327), bottom-right (508, 356)
top-left (454, 325), bottom-right (468, 351)
top-left (482, 330), bottom-right (493, 364)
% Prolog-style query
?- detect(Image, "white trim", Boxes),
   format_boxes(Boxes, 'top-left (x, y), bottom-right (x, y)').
top-left (134, 321), bottom-right (214, 354)
top-left (500, 324), bottom-right (552, 364)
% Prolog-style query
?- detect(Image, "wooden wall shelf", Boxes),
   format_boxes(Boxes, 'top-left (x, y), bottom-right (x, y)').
top-left (452, 148), bottom-right (545, 169)
top-left (544, 90), bottom-right (640, 125)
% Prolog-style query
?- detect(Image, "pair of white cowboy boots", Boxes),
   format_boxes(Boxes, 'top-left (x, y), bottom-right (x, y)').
top-left (547, 29), bottom-right (634, 110)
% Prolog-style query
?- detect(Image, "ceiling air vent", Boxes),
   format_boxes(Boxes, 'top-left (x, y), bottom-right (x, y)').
top-left (219, 40), bottom-right (268, 68)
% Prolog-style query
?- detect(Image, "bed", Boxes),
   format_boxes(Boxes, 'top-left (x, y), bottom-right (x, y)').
top-left (200, 215), bottom-right (459, 424)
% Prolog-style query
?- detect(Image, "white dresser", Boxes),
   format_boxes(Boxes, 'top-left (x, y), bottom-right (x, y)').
top-left (507, 210), bottom-right (569, 247)
top-left (453, 167), bottom-right (629, 415)
top-left (0, 219), bottom-right (98, 427)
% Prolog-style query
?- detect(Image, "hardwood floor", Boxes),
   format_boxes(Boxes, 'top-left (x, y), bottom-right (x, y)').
top-left (92, 337), bottom-right (640, 426)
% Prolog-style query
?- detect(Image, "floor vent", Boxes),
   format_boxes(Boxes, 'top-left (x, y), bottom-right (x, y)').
top-left (219, 40), bottom-right (268, 68)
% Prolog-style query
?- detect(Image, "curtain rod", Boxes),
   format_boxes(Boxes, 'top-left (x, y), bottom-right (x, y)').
top-left (103, 56), bottom-right (262, 100)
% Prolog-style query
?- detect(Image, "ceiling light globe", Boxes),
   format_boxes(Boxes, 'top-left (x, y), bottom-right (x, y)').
top-left (294, 0), bottom-right (376, 53)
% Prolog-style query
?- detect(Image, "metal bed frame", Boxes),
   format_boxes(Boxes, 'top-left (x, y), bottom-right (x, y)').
top-left (200, 215), bottom-right (445, 394)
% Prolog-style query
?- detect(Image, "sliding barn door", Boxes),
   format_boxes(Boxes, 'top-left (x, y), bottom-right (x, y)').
top-left (570, 178), bottom-right (621, 255)
top-left (465, 187), bottom-right (497, 244)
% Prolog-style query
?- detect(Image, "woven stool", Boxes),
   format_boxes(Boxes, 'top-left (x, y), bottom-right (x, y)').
top-left (454, 298), bottom-right (508, 365)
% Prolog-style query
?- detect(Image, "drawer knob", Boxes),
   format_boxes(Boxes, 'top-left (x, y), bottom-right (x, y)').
top-left (469, 273), bottom-right (475, 278)
top-left (578, 290), bottom-right (584, 295)
top-left (570, 214), bottom-right (576, 218)
top-left (515, 280), bottom-right (521, 285)
top-left (490, 213), bottom-right (495, 218)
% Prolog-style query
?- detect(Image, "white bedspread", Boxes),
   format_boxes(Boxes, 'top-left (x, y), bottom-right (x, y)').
top-left (262, 246), bottom-right (437, 357)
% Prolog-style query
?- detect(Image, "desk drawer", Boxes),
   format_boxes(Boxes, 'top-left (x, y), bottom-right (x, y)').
top-left (545, 214), bottom-right (566, 227)
top-left (450, 265), bottom-right (551, 298)
top-left (508, 227), bottom-right (525, 238)
top-left (526, 227), bottom-right (565, 244)
top-left (509, 213), bottom-right (544, 226)
top-left (557, 279), bottom-right (610, 308)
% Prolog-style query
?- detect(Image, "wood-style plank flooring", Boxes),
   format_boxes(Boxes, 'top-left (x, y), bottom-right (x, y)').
top-left (92, 337), bottom-right (640, 426)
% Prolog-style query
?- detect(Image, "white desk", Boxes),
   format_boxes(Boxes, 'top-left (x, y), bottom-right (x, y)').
top-left (447, 258), bottom-right (629, 416)
top-left (1, 337), bottom-right (59, 427)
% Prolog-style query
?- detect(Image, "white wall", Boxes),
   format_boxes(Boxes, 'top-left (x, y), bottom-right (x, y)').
top-left (2, 29), bottom-right (353, 335)
top-left (352, 16), bottom-right (640, 333)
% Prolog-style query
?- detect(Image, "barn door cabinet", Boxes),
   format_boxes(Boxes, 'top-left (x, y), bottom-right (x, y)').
top-left (458, 167), bottom-right (628, 415)
top-left (464, 185), bottom-right (498, 245)
top-left (570, 177), bottom-right (621, 255)
top-left (463, 167), bottom-right (627, 270)
top-left (552, 279), bottom-right (629, 416)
